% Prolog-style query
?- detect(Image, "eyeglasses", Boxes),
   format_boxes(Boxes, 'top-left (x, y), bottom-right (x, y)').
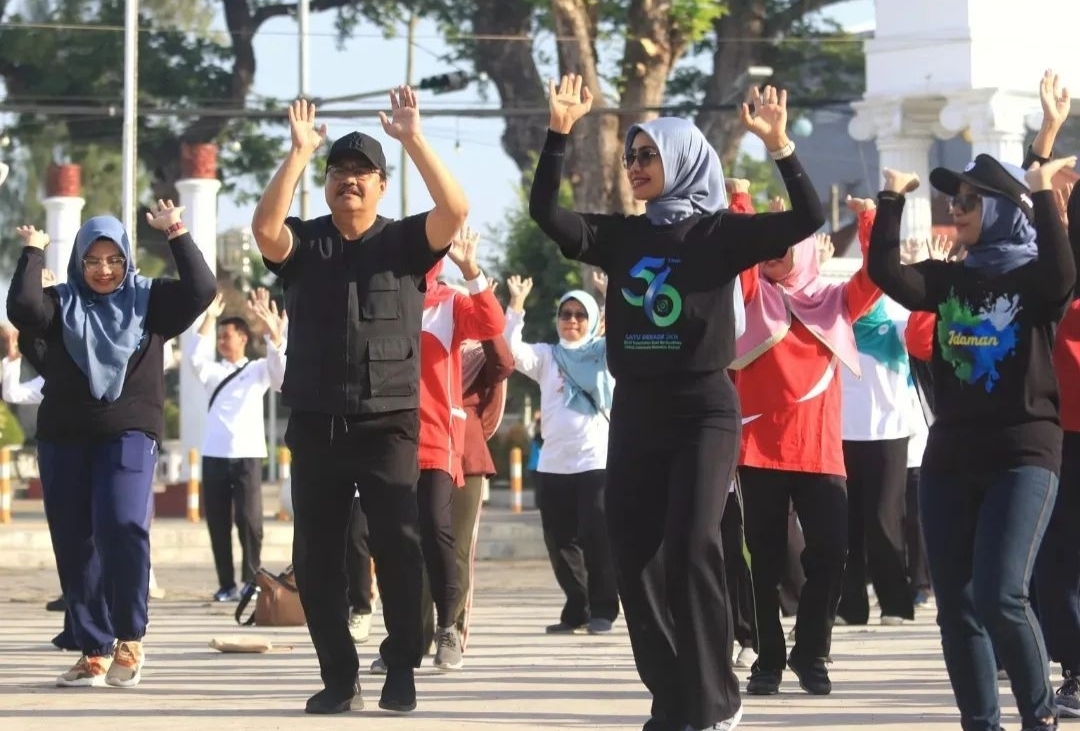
top-left (326, 165), bottom-right (379, 180)
top-left (82, 256), bottom-right (126, 271)
top-left (949, 193), bottom-right (981, 214)
top-left (622, 148), bottom-right (661, 170)
top-left (558, 310), bottom-right (589, 322)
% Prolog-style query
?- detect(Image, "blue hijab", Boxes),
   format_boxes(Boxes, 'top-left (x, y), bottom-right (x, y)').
top-left (625, 117), bottom-right (727, 225)
top-left (963, 162), bottom-right (1038, 276)
top-left (56, 216), bottom-right (153, 402)
top-left (552, 290), bottom-right (613, 417)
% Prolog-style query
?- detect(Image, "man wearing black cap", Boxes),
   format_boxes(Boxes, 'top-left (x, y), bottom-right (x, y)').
top-left (250, 87), bottom-right (468, 715)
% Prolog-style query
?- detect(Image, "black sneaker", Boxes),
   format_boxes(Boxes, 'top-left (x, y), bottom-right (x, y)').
top-left (45, 597), bottom-right (66, 612)
top-left (546, 621), bottom-right (588, 634)
top-left (379, 666), bottom-right (416, 713)
top-left (305, 685), bottom-right (360, 714)
top-left (746, 664), bottom-right (781, 695)
top-left (1056, 671), bottom-right (1080, 718)
top-left (788, 655), bottom-right (832, 695)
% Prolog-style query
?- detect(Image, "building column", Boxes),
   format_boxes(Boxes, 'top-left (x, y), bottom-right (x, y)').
top-left (175, 143), bottom-right (221, 478)
top-left (939, 89), bottom-right (1036, 165)
top-left (849, 97), bottom-right (939, 242)
top-left (42, 164), bottom-right (86, 282)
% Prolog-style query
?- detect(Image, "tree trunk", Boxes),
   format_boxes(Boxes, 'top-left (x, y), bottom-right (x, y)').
top-left (468, 0), bottom-right (548, 177)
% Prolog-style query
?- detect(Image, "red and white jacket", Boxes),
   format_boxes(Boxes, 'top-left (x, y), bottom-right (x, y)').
top-left (419, 261), bottom-right (505, 485)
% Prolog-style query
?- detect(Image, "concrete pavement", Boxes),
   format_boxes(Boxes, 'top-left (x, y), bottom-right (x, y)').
top-left (0, 560), bottom-right (1036, 731)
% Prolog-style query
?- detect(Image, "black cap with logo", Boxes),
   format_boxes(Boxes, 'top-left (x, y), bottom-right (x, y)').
top-left (326, 131), bottom-right (387, 173)
top-left (930, 154), bottom-right (1034, 220)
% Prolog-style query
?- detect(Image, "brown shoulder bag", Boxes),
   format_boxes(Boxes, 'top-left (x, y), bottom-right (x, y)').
top-left (235, 566), bottom-right (307, 627)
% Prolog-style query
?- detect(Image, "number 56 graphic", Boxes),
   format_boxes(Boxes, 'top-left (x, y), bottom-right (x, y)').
top-left (621, 256), bottom-right (683, 327)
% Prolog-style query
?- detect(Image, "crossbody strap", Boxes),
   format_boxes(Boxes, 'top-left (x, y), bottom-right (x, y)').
top-left (208, 361), bottom-right (251, 412)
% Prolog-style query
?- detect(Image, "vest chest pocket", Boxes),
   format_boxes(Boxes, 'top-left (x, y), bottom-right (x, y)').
top-left (367, 336), bottom-right (415, 398)
top-left (360, 273), bottom-right (401, 320)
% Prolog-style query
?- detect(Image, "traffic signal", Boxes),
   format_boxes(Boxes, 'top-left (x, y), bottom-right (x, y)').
top-left (418, 71), bottom-right (471, 94)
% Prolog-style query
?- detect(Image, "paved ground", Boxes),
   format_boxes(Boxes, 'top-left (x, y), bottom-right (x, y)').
top-left (0, 560), bottom-right (1046, 731)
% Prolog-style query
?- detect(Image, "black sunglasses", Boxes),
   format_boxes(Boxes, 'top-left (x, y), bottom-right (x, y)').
top-left (949, 193), bottom-right (981, 214)
top-left (558, 310), bottom-right (589, 322)
top-left (622, 148), bottom-right (661, 170)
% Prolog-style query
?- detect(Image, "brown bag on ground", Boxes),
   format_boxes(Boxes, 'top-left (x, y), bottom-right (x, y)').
top-left (235, 566), bottom-right (306, 627)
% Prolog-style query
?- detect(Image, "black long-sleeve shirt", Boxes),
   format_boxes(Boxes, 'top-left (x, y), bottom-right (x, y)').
top-left (6, 233), bottom-right (216, 443)
top-left (866, 191), bottom-right (1075, 475)
top-left (528, 129), bottom-right (825, 381)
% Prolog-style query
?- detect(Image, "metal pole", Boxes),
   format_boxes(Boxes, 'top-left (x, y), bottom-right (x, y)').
top-left (401, 13), bottom-right (417, 218)
top-left (121, 0), bottom-right (139, 256)
top-left (297, 0), bottom-right (311, 222)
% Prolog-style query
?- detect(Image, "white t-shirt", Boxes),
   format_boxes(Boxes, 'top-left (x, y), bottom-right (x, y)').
top-left (504, 309), bottom-right (609, 474)
top-left (841, 297), bottom-right (917, 442)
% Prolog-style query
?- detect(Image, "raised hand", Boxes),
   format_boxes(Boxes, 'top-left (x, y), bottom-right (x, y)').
top-left (2, 326), bottom-right (18, 361)
top-left (205, 293), bottom-right (226, 320)
top-left (882, 168), bottom-right (920, 195)
top-left (845, 195), bottom-right (876, 213)
top-left (768, 196), bottom-right (787, 213)
top-left (1055, 181), bottom-right (1074, 227)
top-left (505, 274), bottom-right (533, 311)
top-left (739, 85), bottom-right (790, 151)
top-left (927, 234), bottom-right (954, 262)
top-left (41, 268), bottom-right (58, 287)
top-left (379, 85), bottom-right (422, 141)
top-left (548, 74), bottom-right (594, 135)
top-left (145, 199), bottom-right (186, 233)
top-left (815, 233), bottom-right (835, 265)
top-left (288, 99), bottom-right (328, 155)
top-left (247, 288), bottom-right (286, 346)
top-left (1040, 69), bottom-right (1071, 130)
top-left (1025, 156), bottom-right (1078, 192)
top-left (447, 225), bottom-right (481, 279)
top-left (15, 225), bottom-right (49, 250)
top-left (725, 178), bottom-right (751, 195)
top-left (899, 238), bottom-right (925, 265)
top-left (591, 269), bottom-right (608, 298)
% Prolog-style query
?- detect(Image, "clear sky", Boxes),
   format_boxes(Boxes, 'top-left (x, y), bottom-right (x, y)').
top-left (215, 0), bottom-right (875, 239)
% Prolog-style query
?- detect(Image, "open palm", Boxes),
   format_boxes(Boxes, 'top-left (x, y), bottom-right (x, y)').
top-left (548, 74), bottom-right (594, 134)
top-left (288, 99), bottom-right (327, 154)
top-left (740, 85), bottom-right (788, 148)
top-left (379, 86), bottom-right (422, 140)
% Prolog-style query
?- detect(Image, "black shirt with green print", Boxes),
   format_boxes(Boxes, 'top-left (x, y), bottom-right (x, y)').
top-left (867, 190), bottom-right (1075, 475)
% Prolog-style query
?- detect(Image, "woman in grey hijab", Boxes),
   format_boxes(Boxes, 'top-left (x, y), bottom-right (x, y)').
top-left (529, 75), bottom-right (824, 731)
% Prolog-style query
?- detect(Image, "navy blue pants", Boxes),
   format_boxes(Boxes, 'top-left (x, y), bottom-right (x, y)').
top-left (920, 466), bottom-right (1057, 731)
top-left (39, 432), bottom-right (157, 657)
top-left (1033, 431), bottom-right (1080, 677)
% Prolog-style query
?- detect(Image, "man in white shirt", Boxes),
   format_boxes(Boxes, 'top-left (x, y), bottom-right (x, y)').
top-left (185, 289), bottom-right (286, 601)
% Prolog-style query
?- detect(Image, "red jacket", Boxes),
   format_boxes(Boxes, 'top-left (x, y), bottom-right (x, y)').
top-left (1054, 301), bottom-right (1080, 433)
top-left (419, 270), bottom-right (505, 485)
top-left (461, 338), bottom-right (515, 477)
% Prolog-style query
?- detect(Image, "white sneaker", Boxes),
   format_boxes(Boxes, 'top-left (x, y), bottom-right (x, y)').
top-left (370, 655), bottom-right (387, 675)
top-left (734, 646), bottom-right (757, 669)
top-left (348, 612), bottom-right (371, 644)
top-left (880, 615), bottom-right (905, 626)
top-left (684, 704), bottom-right (743, 731)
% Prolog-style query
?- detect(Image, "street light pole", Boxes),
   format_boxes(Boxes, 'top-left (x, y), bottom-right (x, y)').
top-left (298, 0), bottom-right (311, 221)
top-left (121, 0), bottom-right (139, 256)
top-left (401, 13), bottom-right (417, 218)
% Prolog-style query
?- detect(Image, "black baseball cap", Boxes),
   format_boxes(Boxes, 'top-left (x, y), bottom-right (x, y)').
top-left (930, 154), bottom-right (1034, 220)
top-left (326, 131), bottom-right (387, 173)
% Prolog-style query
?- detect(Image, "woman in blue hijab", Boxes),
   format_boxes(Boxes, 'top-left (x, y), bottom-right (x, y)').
top-left (530, 74), bottom-right (825, 731)
top-left (9, 200), bottom-right (216, 690)
top-left (503, 276), bottom-right (619, 635)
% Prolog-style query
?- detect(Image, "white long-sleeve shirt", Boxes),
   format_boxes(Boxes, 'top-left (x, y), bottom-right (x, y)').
top-left (2, 357), bottom-right (44, 405)
top-left (184, 332), bottom-right (286, 459)
top-left (504, 308), bottom-right (608, 474)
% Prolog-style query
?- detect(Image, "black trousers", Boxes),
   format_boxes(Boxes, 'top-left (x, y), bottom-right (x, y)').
top-left (722, 487), bottom-right (755, 647)
top-left (1033, 431), bottom-right (1080, 675)
top-left (287, 410), bottom-right (425, 695)
top-left (739, 466), bottom-right (848, 672)
top-left (417, 469), bottom-right (459, 629)
top-left (605, 374), bottom-right (742, 731)
top-left (780, 504), bottom-right (807, 617)
top-left (346, 497), bottom-right (372, 615)
top-left (536, 470), bottom-right (620, 625)
top-left (904, 467), bottom-right (932, 594)
top-left (838, 438), bottom-right (914, 623)
top-left (202, 456), bottom-right (263, 590)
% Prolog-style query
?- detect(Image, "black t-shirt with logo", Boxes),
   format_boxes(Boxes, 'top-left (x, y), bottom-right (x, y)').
top-left (529, 130), bottom-right (825, 383)
top-left (866, 191), bottom-right (1075, 475)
